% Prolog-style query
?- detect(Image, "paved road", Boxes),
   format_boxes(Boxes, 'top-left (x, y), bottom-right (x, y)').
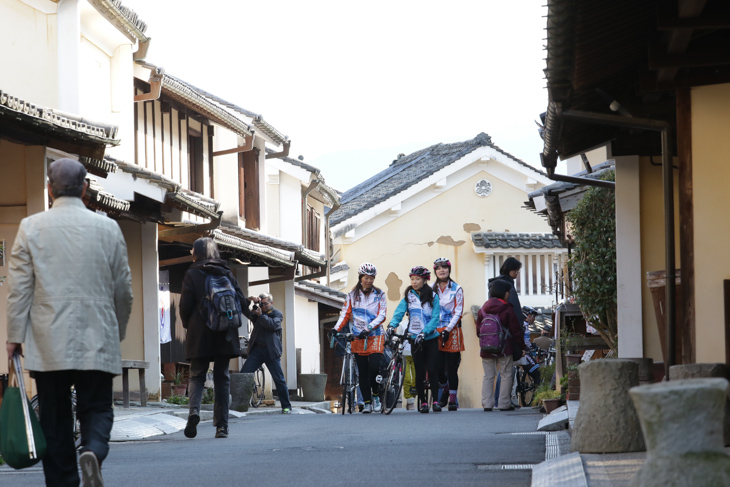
top-left (1, 407), bottom-right (545, 486)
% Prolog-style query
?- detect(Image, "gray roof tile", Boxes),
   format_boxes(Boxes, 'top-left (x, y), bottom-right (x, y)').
top-left (471, 232), bottom-right (565, 250)
top-left (331, 133), bottom-right (546, 226)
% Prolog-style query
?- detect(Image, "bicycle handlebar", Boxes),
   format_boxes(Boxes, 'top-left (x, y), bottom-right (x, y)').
top-left (330, 332), bottom-right (356, 342)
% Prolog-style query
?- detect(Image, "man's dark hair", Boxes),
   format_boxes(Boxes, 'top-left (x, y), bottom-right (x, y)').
top-left (499, 257), bottom-right (522, 276)
top-left (489, 279), bottom-right (511, 300)
top-left (48, 158), bottom-right (87, 198)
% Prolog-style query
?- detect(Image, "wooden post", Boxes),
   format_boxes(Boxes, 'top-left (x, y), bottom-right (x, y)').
top-left (677, 87), bottom-right (695, 364)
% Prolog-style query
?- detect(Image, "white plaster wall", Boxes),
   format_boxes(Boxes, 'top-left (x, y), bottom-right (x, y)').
top-left (295, 295), bottom-right (322, 374)
top-left (211, 126), bottom-right (240, 225)
top-left (265, 165), bottom-right (281, 238)
top-left (78, 36), bottom-right (112, 123)
top-left (0, 0), bottom-right (58, 106)
top-left (278, 172), bottom-right (303, 244)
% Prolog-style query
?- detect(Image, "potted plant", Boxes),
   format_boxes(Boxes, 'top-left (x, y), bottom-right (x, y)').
top-left (566, 363), bottom-right (580, 400)
top-left (534, 388), bottom-right (562, 413)
top-left (171, 372), bottom-right (187, 397)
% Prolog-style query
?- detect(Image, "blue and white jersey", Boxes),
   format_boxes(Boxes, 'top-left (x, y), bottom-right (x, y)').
top-left (434, 280), bottom-right (464, 332)
top-left (388, 289), bottom-right (440, 341)
top-left (334, 287), bottom-right (387, 336)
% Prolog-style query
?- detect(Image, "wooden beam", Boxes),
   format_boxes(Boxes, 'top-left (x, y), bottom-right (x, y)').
top-left (677, 88), bottom-right (695, 364)
top-left (658, 15), bottom-right (730, 30)
top-left (249, 266), bottom-right (296, 287)
top-left (656, 0), bottom-right (708, 82)
top-left (649, 43), bottom-right (730, 70)
top-left (159, 255), bottom-right (194, 267)
top-left (211, 136), bottom-right (253, 157)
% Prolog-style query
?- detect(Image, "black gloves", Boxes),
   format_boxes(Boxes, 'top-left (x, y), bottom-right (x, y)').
top-left (440, 330), bottom-right (450, 342)
top-left (358, 329), bottom-right (369, 339)
top-left (384, 327), bottom-right (393, 340)
top-left (414, 333), bottom-right (425, 346)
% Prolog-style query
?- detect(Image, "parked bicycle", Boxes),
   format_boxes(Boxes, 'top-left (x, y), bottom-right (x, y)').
top-left (250, 365), bottom-right (266, 408)
top-left (330, 332), bottom-right (358, 415)
top-left (30, 387), bottom-right (81, 450)
top-left (513, 345), bottom-right (543, 407)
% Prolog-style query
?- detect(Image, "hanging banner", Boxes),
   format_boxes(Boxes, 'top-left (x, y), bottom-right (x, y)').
top-left (159, 270), bottom-right (171, 344)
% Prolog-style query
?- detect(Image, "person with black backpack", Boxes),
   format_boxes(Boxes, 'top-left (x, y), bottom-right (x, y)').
top-left (477, 279), bottom-right (527, 411)
top-left (180, 237), bottom-right (250, 439)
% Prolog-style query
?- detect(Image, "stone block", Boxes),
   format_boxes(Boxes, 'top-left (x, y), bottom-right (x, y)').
top-left (669, 363), bottom-right (730, 446)
top-left (538, 409), bottom-right (569, 431)
top-left (230, 372), bottom-right (254, 412)
top-left (629, 378), bottom-right (730, 487)
top-left (571, 359), bottom-right (645, 453)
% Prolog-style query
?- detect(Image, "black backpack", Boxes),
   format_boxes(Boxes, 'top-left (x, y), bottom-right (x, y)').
top-left (201, 274), bottom-right (243, 333)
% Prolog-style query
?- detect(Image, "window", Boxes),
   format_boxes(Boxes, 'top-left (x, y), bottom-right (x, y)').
top-left (306, 205), bottom-right (321, 252)
top-left (238, 148), bottom-right (260, 229)
top-left (188, 132), bottom-right (204, 194)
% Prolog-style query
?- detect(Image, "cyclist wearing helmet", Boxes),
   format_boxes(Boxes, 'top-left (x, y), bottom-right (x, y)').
top-left (332, 262), bottom-right (387, 413)
top-left (386, 266), bottom-right (441, 413)
top-left (432, 257), bottom-right (464, 411)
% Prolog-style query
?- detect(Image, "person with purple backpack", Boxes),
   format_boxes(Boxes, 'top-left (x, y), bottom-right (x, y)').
top-left (477, 279), bottom-right (527, 411)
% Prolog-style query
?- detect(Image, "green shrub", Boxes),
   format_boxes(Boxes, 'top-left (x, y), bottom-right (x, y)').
top-left (166, 393), bottom-right (189, 405)
top-left (201, 388), bottom-right (215, 405)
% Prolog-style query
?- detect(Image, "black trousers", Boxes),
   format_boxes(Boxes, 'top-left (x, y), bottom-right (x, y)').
top-left (412, 338), bottom-right (440, 405)
top-left (35, 370), bottom-right (114, 487)
top-left (437, 350), bottom-right (462, 391)
top-left (355, 353), bottom-right (382, 403)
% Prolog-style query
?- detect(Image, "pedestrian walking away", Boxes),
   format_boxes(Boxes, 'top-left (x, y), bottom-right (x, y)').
top-left (6, 158), bottom-right (133, 487)
top-left (387, 266), bottom-right (441, 413)
top-left (432, 257), bottom-right (464, 411)
top-left (240, 292), bottom-right (293, 413)
top-left (180, 237), bottom-right (249, 439)
top-left (331, 263), bottom-right (387, 413)
top-left (477, 279), bottom-right (527, 411)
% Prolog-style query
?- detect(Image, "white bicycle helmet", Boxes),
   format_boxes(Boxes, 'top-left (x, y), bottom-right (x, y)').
top-left (358, 262), bottom-right (377, 277)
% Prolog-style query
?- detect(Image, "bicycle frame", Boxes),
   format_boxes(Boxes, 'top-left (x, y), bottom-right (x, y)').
top-left (381, 327), bottom-right (412, 414)
top-left (332, 333), bottom-right (358, 414)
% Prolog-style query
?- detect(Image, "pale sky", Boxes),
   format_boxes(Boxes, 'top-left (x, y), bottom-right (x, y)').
top-left (123, 0), bottom-right (548, 192)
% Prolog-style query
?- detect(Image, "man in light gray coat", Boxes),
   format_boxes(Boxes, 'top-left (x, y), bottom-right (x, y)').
top-left (6, 158), bottom-right (133, 487)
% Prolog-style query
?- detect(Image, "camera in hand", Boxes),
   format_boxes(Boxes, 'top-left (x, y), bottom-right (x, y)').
top-left (252, 304), bottom-right (259, 311)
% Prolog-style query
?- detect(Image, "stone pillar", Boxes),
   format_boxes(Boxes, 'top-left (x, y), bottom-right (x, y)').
top-left (571, 359), bottom-right (645, 453)
top-left (629, 378), bottom-right (730, 487)
top-left (669, 363), bottom-right (730, 445)
top-left (230, 373), bottom-right (254, 412)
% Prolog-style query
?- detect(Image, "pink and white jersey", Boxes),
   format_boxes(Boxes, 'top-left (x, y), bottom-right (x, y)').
top-left (435, 280), bottom-right (464, 332)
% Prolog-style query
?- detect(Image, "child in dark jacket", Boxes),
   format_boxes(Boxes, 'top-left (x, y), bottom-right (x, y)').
top-left (477, 279), bottom-right (527, 411)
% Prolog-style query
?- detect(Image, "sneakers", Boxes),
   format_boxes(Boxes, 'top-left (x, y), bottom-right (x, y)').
top-left (215, 427), bottom-right (228, 438)
top-left (282, 408), bottom-right (292, 414)
top-left (362, 403), bottom-right (373, 414)
top-left (448, 393), bottom-right (458, 411)
top-left (358, 403), bottom-right (365, 413)
top-left (406, 398), bottom-right (415, 411)
top-left (499, 405), bottom-right (516, 411)
top-left (79, 451), bottom-right (103, 487)
top-left (432, 403), bottom-right (442, 412)
top-left (184, 414), bottom-right (200, 439)
top-left (373, 396), bottom-right (382, 413)
top-left (419, 403), bottom-right (429, 414)
top-left (484, 407), bottom-right (493, 411)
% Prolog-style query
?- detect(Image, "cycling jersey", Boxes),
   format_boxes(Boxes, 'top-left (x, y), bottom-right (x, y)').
top-left (434, 280), bottom-right (465, 352)
top-left (334, 287), bottom-right (387, 355)
top-left (388, 289), bottom-right (440, 341)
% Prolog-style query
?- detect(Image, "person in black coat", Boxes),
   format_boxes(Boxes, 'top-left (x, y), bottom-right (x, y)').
top-left (487, 256), bottom-right (526, 408)
top-left (180, 237), bottom-right (250, 439)
top-left (240, 292), bottom-right (292, 413)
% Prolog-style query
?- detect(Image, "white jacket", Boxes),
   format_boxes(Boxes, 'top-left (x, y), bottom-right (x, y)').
top-left (6, 197), bottom-right (133, 375)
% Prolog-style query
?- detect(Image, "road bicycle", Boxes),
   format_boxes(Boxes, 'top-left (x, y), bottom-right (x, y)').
top-left (513, 348), bottom-right (542, 407)
top-left (331, 332), bottom-right (358, 415)
top-left (380, 329), bottom-right (410, 414)
top-left (30, 387), bottom-right (82, 450)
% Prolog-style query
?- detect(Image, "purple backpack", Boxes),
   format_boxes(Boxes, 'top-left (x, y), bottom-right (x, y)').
top-left (479, 313), bottom-right (510, 355)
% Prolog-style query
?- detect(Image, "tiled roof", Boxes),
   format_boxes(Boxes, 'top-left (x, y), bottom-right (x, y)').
top-left (471, 232), bottom-right (565, 250)
top-left (331, 262), bottom-right (349, 274)
top-left (175, 81), bottom-right (287, 146)
top-left (211, 229), bottom-right (295, 268)
top-left (331, 133), bottom-right (546, 226)
top-left (218, 223), bottom-right (326, 268)
top-left (85, 176), bottom-right (131, 213)
top-left (294, 280), bottom-right (346, 307)
top-left (0, 90), bottom-right (119, 144)
top-left (160, 72), bottom-right (253, 138)
top-left (527, 161), bottom-right (615, 201)
top-left (88, 0), bottom-right (149, 43)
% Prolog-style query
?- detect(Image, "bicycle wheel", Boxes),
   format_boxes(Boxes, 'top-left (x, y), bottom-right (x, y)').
top-left (518, 369), bottom-right (535, 407)
top-left (250, 368), bottom-right (265, 408)
top-left (340, 359), bottom-right (347, 415)
top-left (382, 358), bottom-right (404, 415)
top-left (31, 389), bottom-right (81, 450)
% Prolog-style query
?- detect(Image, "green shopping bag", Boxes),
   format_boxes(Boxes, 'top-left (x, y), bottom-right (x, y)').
top-left (0, 353), bottom-right (46, 469)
